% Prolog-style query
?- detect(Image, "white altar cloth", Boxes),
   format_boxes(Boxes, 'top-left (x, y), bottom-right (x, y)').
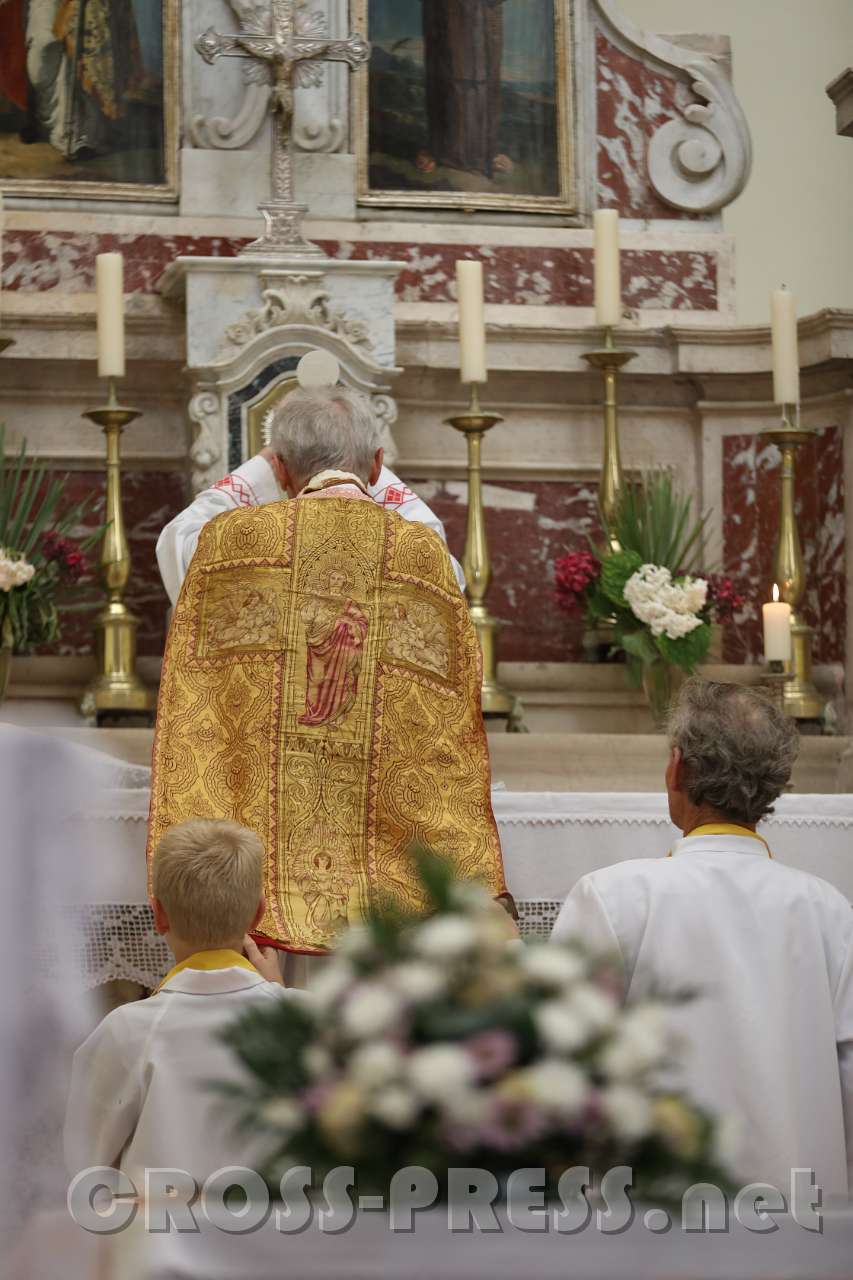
top-left (72, 772), bottom-right (853, 989)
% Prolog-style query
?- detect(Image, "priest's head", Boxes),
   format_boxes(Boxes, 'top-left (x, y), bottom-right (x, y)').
top-left (665, 678), bottom-right (799, 834)
top-left (265, 385), bottom-right (384, 497)
top-left (151, 818), bottom-right (267, 957)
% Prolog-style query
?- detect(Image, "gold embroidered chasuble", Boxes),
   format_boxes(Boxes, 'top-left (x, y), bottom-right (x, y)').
top-left (147, 492), bottom-right (507, 953)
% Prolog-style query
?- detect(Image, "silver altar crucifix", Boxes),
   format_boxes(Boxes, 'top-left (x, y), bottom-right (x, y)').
top-left (196, 1), bottom-right (370, 256)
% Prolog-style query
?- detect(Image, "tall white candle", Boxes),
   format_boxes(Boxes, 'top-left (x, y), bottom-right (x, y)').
top-left (594, 209), bottom-right (621, 328)
top-left (456, 259), bottom-right (487, 384)
top-left (762, 584), bottom-right (792, 662)
top-left (96, 252), bottom-right (125, 379)
top-left (771, 286), bottom-right (800, 407)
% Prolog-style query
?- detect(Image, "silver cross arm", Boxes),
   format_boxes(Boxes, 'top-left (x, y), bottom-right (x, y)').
top-left (195, 28), bottom-right (370, 70)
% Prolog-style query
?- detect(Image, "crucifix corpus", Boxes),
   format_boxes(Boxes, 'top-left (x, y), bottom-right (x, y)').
top-left (196, 0), bottom-right (371, 257)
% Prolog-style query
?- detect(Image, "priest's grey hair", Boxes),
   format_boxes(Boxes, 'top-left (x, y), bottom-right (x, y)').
top-left (667, 678), bottom-right (799, 826)
top-left (268, 385), bottom-right (383, 488)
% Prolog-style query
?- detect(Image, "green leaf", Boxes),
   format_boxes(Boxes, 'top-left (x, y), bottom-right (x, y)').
top-left (619, 628), bottom-right (659, 666)
top-left (655, 622), bottom-right (711, 672)
top-left (600, 550), bottom-right (643, 607)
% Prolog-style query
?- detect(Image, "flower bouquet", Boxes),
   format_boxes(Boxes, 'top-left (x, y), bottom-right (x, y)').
top-left (554, 473), bottom-right (743, 724)
top-left (0, 425), bottom-right (101, 696)
top-left (218, 851), bottom-right (731, 1204)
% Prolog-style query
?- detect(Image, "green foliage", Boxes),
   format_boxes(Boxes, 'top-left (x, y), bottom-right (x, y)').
top-left (599, 549), bottom-right (643, 608)
top-left (611, 470), bottom-right (709, 574)
top-left (655, 622), bottom-right (712, 672)
top-left (619, 627), bottom-right (659, 666)
top-left (0, 424), bottom-right (103, 652)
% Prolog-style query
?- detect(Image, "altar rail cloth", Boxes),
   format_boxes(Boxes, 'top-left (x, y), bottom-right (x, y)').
top-left (74, 781), bottom-right (853, 990)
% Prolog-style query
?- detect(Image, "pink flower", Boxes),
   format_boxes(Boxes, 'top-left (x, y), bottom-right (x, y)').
top-left (464, 1029), bottom-right (518, 1080)
top-left (478, 1095), bottom-right (549, 1153)
top-left (554, 550), bottom-right (600, 615)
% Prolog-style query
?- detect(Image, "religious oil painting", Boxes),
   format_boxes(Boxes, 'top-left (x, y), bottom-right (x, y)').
top-left (0, 0), bottom-right (178, 200)
top-left (354, 0), bottom-right (574, 214)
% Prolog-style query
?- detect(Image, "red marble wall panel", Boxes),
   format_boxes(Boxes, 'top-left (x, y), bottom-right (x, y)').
top-left (3, 231), bottom-right (719, 311)
top-left (403, 478), bottom-right (602, 663)
top-left (37, 469), bottom-right (186, 657)
top-left (722, 428), bottom-right (845, 664)
top-left (597, 30), bottom-right (701, 221)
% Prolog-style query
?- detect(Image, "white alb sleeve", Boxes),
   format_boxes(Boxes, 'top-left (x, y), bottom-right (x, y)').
top-left (369, 466), bottom-right (465, 593)
top-left (156, 455), bottom-right (280, 606)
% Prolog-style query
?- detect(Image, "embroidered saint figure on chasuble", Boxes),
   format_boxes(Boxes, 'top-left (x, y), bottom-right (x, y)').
top-left (148, 495), bottom-right (507, 954)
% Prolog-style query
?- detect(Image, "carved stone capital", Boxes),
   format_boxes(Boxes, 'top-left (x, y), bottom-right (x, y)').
top-left (223, 279), bottom-right (376, 355)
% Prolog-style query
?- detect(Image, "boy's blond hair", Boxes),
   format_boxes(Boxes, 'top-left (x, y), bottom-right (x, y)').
top-left (152, 818), bottom-right (264, 948)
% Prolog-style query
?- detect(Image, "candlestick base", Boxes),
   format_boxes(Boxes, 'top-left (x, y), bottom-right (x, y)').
top-left (782, 613), bottom-right (825, 723)
top-left (0, 336), bottom-right (15, 355)
top-left (760, 661), bottom-right (794, 716)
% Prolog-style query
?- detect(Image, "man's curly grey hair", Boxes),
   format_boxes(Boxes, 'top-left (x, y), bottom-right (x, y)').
top-left (666, 678), bottom-right (799, 826)
top-left (268, 385), bottom-right (382, 490)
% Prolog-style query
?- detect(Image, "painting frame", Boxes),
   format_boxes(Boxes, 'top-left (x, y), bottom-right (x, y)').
top-left (353, 0), bottom-right (575, 216)
top-left (0, 0), bottom-right (180, 203)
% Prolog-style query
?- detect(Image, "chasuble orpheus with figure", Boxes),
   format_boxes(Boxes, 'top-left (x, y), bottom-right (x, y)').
top-left (148, 492), bottom-right (506, 953)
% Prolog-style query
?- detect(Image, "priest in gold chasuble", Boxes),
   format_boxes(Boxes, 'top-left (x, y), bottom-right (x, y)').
top-left (149, 386), bottom-right (507, 954)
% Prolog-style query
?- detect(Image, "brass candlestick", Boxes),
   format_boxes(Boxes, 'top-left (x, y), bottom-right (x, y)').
top-left (80, 378), bottom-right (155, 724)
top-left (762, 409), bottom-right (825, 723)
top-left (446, 384), bottom-right (514, 718)
top-left (582, 328), bottom-right (638, 550)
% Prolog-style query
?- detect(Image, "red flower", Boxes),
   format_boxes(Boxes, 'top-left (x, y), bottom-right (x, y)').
top-left (41, 531), bottom-right (88, 583)
top-left (704, 574), bottom-right (745, 623)
top-left (554, 550), bottom-right (600, 614)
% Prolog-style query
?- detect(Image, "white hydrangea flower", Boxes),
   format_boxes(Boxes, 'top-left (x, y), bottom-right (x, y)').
top-left (523, 945), bottom-right (586, 989)
top-left (521, 1058), bottom-right (588, 1115)
top-left (534, 1000), bottom-right (588, 1053)
top-left (411, 914), bottom-right (478, 961)
top-left (310, 960), bottom-right (353, 1011)
top-left (303, 1045), bottom-right (332, 1078)
top-left (569, 983), bottom-right (617, 1034)
top-left (390, 960), bottom-right (447, 1003)
top-left (623, 564), bottom-right (706, 642)
top-left (341, 981), bottom-right (403, 1039)
top-left (599, 1003), bottom-right (671, 1080)
top-left (407, 1044), bottom-right (476, 1102)
top-left (600, 1084), bottom-right (654, 1141)
top-left (440, 1085), bottom-right (490, 1126)
top-left (348, 1040), bottom-right (405, 1088)
top-left (260, 1098), bottom-right (303, 1134)
top-left (368, 1085), bottom-right (420, 1131)
top-left (0, 550), bottom-right (35, 593)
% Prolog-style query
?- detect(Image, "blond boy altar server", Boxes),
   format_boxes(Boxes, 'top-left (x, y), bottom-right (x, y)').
top-left (65, 820), bottom-right (293, 1187)
top-left (150, 372), bottom-right (508, 958)
top-left (553, 679), bottom-right (853, 1202)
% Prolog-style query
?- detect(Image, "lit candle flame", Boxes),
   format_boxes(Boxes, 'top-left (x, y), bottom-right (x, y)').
top-left (772, 583), bottom-right (780, 603)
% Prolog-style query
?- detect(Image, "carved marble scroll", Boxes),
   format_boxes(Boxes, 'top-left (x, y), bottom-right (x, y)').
top-left (595, 0), bottom-right (752, 215)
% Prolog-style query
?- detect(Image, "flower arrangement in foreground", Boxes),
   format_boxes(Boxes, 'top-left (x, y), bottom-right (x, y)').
top-left (0, 425), bottom-right (100, 656)
top-left (218, 851), bottom-right (732, 1200)
top-left (554, 472), bottom-right (744, 677)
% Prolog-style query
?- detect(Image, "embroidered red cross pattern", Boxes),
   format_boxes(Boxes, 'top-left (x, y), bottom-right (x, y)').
top-left (377, 484), bottom-right (414, 508)
top-left (212, 475), bottom-right (258, 508)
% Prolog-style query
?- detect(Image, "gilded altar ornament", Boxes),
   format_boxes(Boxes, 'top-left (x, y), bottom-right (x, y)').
top-left (582, 327), bottom-right (638, 551)
top-left (80, 378), bottom-right (155, 723)
top-left (762, 409), bottom-right (825, 723)
top-left (445, 384), bottom-right (514, 719)
top-left (148, 495), bottom-right (506, 954)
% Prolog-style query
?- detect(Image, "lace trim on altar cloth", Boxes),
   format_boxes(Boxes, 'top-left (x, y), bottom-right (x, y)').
top-left (70, 902), bottom-right (565, 990)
